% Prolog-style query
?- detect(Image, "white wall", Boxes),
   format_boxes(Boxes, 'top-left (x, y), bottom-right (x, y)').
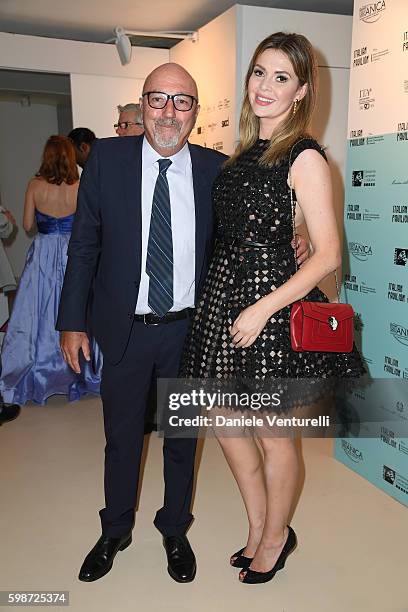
top-left (0, 32), bottom-right (168, 79)
top-left (0, 97), bottom-right (59, 275)
top-left (170, 6), bottom-right (238, 155)
top-left (70, 74), bottom-right (145, 139)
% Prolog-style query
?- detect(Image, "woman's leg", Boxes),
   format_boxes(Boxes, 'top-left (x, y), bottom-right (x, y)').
top-left (240, 435), bottom-right (298, 577)
top-left (215, 427), bottom-right (267, 559)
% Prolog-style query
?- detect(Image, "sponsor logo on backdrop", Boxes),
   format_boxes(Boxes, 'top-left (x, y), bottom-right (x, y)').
top-left (349, 130), bottom-right (384, 148)
top-left (346, 204), bottom-right (380, 222)
top-left (359, 1), bottom-right (386, 24)
top-left (347, 204), bottom-right (362, 220)
top-left (352, 171), bottom-right (364, 186)
top-left (208, 122), bottom-right (217, 132)
top-left (349, 242), bottom-right (373, 262)
top-left (344, 273), bottom-right (376, 294)
top-left (341, 440), bottom-right (363, 463)
top-left (383, 465), bottom-right (408, 495)
top-left (384, 355), bottom-right (402, 377)
top-left (349, 135), bottom-right (385, 146)
top-left (350, 129), bottom-right (363, 138)
top-left (367, 135), bottom-right (385, 145)
top-left (371, 47), bottom-right (390, 62)
top-left (382, 425), bottom-right (408, 457)
top-left (343, 272), bottom-right (356, 291)
top-left (403, 31), bottom-right (408, 52)
top-left (359, 88), bottom-right (375, 111)
top-left (212, 141), bottom-right (223, 151)
top-left (353, 46), bottom-right (369, 67)
top-left (221, 118), bottom-right (229, 128)
top-left (388, 281), bottom-right (406, 303)
top-left (394, 248), bottom-right (408, 266)
top-left (391, 204), bottom-right (408, 223)
top-left (350, 137), bottom-right (365, 146)
top-left (353, 44), bottom-right (390, 66)
top-left (383, 465), bottom-right (396, 484)
top-left (396, 121), bottom-right (408, 142)
top-left (352, 170), bottom-right (376, 187)
top-left (381, 426), bottom-right (396, 449)
top-left (390, 323), bottom-right (408, 347)
top-left (217, 98), bottom-right (231, 111)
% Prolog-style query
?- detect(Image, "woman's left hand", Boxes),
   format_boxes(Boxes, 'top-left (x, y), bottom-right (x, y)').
top-left (229, 301), bottom-right (271, 348)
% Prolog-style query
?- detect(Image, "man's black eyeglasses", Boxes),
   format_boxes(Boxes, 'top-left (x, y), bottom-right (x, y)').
top-left (142, 91), bottom-right (198, 112)
top-left (114, 121), bottom-right (143, 130)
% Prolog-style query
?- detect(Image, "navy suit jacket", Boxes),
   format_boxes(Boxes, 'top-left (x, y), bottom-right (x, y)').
top-left (56, 135), bottom-right (227, 365)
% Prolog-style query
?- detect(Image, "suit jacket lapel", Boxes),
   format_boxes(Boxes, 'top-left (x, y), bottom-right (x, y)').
top-left (123, 136), bottom-right (143, 286)
top-left (189, 143), bottom-right (210, 300)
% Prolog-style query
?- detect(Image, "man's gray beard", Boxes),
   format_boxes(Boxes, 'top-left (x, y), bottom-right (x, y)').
top-left (153, 119), bottom-right (182, 148)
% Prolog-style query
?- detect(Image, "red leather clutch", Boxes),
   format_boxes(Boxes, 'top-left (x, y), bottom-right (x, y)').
top-left (290, 301), bottom-right (354, 353)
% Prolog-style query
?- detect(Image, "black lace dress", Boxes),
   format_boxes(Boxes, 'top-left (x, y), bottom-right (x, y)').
top-left (179, 138), bottom-right (364, 409)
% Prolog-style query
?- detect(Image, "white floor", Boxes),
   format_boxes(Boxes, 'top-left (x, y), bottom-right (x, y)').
top-left (1, 394), bottom-right (407, 612)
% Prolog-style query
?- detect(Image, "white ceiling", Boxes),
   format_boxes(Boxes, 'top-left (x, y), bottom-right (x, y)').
top-left (0, 0), bottom-right (353, 46)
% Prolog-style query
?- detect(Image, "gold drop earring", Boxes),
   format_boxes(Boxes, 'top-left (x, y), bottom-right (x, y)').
top-left (293, 99), bottom-right (299, 115)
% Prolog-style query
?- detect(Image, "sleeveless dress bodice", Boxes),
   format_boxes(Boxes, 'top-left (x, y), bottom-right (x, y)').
top-left (179, 138), bottom-right (364, 405)
top-left (35, 210), bottom-right (74, 234)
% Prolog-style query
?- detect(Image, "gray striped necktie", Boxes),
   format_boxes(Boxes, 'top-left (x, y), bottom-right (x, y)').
top-left (146, 158), bottom-right (173, 317)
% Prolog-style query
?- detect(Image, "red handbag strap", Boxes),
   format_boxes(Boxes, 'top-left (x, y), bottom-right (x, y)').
top-left (288, 139), bottom-right (341, 302)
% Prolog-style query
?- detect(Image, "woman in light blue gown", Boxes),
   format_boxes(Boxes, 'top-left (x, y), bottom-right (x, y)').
top-left (0, 135), bottom-right (101, 405)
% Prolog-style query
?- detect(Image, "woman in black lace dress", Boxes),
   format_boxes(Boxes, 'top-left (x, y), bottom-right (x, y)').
top-left (180, 32), bottom-right (364, 583)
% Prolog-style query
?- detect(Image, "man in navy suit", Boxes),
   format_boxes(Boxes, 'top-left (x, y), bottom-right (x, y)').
top-left (57, 63), bottom-right (226, 584)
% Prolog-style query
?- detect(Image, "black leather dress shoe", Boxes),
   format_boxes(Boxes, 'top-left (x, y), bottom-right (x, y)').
top-left (78, 532), bottom-right (132, 582)
top-left (0, 403), bottom-right (20, 425)
top-left (163, 535), bottom-right (196, 583)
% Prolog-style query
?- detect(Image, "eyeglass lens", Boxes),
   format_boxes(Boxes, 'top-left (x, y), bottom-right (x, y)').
top-left (147, 92), bottom-right (195, 111)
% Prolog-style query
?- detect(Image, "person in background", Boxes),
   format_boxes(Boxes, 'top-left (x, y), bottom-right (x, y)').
top-left (0, 135), bottom-right (101, 405)
top-left (68, 127), bottom-right (96, 169)
top-left (114, 103), bottom-right (144, 136)
top-left (0, 205), bottom-right (20, 424)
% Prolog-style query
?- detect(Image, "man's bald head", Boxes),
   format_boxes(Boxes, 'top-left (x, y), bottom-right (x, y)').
top-left (143, 63), bottom-right (198, 99)
top-left (140, 62), bottom-right (200, 157)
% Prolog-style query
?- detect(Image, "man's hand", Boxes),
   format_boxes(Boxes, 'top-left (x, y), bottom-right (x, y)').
top-left (292, 234), bottom-right (310, 266)
top-left (60, 331), bottom-right (90, 374)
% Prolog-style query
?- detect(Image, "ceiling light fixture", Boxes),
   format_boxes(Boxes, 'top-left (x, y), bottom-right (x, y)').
top-left (111, 26), bottom-right (199, 66)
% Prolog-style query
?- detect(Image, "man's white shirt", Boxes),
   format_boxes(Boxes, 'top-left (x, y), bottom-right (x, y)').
top-left (135, 137), bottom-right (196, 314)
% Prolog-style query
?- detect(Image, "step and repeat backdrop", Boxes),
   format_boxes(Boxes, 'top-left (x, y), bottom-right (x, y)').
top-left (334, 0), bottom-right (408, 505)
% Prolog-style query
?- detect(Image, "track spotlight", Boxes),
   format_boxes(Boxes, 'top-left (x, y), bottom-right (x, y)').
top-left (111, 27), bottom-right (199, 66)
top-left (114, 26), bottom-right (132, 66)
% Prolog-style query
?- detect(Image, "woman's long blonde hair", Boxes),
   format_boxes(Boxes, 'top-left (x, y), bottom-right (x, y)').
top-left (227, 32), bottom-right (317, 167)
